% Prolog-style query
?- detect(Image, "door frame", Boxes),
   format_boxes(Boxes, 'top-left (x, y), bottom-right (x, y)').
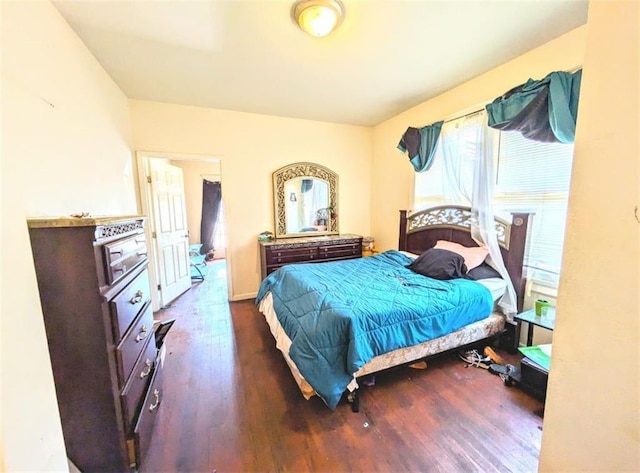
top-left (135, 151), bottom-right (232, 311)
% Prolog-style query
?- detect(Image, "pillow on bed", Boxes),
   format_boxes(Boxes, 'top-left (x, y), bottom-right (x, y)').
top-left (467, 262), bottom-right (502, 280)
top-left (434, 240), bottom-right (488, 271)
top-left (407, 248), bottom-right (468, 280)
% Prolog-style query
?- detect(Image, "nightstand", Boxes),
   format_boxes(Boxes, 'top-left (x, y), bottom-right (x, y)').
top-left (514, 308), bottom-right (555, 402)
top-left (514, 308), bottom-right (555, 347)
top-left (362, 248), bottom-right (379, 257)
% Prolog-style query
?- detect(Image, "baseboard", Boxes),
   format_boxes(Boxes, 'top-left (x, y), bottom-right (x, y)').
top-left (230, 292), bottom-right (257, 301)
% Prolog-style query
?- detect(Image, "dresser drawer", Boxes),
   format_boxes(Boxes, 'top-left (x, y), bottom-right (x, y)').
top-left (120, 334), bottom-right (157, 432)
top-left (116, 302), bottom-right (156, 387)
top-left (318, 243), bottom-right (362, 259)
top-left (110, 269), bottom-right (151, 342)
top-left (259, 235), bottom-right (364, 279)
top-left (266, 246), bottom-right (316, 264)
top-left (131, 360), bottom-right (163, 470)
top-left (104, 233), bottom-right (147, 285)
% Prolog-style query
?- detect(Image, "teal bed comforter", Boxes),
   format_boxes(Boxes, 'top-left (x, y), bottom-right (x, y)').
top-left (255, 250), bottom-right (492, 409)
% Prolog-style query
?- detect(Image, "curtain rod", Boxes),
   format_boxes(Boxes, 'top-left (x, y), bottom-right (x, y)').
top-left (443, 108), bottom-right (484, 124)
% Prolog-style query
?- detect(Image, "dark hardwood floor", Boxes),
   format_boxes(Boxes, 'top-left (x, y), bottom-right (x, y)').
top-left (145, 260), bottom-right (544, 473)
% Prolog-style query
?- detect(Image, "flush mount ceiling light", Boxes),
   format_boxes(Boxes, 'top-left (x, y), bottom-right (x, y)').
top-left (292, 0), bottom-right (344, 38)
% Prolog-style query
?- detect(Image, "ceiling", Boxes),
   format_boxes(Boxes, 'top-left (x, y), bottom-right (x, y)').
top-left (52, 0), bottom-right (589, 127)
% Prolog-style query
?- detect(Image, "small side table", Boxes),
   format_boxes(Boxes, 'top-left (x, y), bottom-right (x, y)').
top-left (514, 308), bottom-right (555, 348)
top-left (514, 308), bottom-right (555, 402)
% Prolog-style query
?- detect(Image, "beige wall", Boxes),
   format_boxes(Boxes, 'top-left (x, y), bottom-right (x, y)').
top-left (1, 1), bottom-right (135, 471)
top-left (371, 26), bottom-right (587, 253)
top-left (2, 8), bottom-right (135, 217)
top-left (539, 1), bottom-right (639, 470)
top-left (130, 101), bottom-right (373, 299)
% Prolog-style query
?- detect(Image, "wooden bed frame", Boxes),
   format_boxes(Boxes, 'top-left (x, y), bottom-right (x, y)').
top-left (399, 205), bottom-right (530, 312)
top-left (259, 205), bottom-right (531, 411)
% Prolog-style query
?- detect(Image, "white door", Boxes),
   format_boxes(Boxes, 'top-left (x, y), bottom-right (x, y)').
top-left (149, 160), bottom-right (191, 306)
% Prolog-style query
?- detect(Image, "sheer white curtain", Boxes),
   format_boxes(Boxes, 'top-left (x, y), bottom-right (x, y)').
top-left (310, 181), bottom-right (328, 221)
top-left (440, 111), bottom-right (517, 317)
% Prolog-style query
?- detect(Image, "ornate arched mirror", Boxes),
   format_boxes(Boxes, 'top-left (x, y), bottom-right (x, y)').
top-left (273, 162), bottom-right (338, 238)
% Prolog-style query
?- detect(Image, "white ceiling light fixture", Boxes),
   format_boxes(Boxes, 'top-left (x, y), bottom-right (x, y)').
top-left (292, 0), bottom-right (344, 38)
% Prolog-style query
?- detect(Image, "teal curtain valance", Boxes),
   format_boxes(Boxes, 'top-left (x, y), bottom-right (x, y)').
top-left (485, 69), bottom-right (582, 144)
top-left (397, 121), bottom-right (444, 172)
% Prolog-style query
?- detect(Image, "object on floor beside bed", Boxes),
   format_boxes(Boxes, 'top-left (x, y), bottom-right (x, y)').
top-left (189, 244), bottom-right (207, 280)
top-left (257, 205), bottom-right (531, 410)
top-left (519, 356), bottom-right (549, 401)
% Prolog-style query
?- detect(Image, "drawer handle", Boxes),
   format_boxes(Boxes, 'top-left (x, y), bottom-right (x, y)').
top-left (139, 359), bottom-right (153, 379)
top-left (129, 290), bottom-right (144, 304)
top-left (137, 251), bottom-right (148, 257)
top-left (149, 389), bottom-right (161, 411)
top-left (135, 325), bottom-right (148, 343)
top-left (277, 252), bottom-right (282, 256)
top-left (276, 258), bottom-right (282, 263)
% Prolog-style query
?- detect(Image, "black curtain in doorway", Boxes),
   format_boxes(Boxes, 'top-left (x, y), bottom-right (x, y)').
top-left (200, 179), bottom-right (222, 256)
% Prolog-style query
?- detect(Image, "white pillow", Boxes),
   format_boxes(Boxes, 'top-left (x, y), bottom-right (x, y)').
top-left (475, 278), bottom-right (508, 302)
top-left (399, 250), bottom-right (419, 259)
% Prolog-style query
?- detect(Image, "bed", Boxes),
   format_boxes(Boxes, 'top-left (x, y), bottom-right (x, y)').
top-left (256, 205), bottom-right (531, 410)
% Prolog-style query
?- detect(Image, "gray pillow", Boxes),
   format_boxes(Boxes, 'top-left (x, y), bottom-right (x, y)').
top-left (467, 262), bottom-right (502, 280)
top-left (407, 248), bottom-right (468, 280)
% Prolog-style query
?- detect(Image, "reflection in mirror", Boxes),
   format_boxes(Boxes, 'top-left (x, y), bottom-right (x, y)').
top-left (273, 162), bottom-right (338, 238)
top-left (284, 178), bottom-right (329, 234)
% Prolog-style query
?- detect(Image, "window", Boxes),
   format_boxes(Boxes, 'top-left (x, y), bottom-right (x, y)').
top-left (414, 116), bottom-right (480, 209)
top-left (414, 116), bottom-right (574, 287)
top-left (494, 131), bottom-right (574, 284)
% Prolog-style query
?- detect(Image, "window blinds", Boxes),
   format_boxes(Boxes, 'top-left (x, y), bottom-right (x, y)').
top-left (494, 130), bottom-right (574, 279)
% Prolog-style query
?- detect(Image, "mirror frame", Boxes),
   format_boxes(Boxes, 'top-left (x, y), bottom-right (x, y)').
top-left (273, 162), bottom-right (338, 238)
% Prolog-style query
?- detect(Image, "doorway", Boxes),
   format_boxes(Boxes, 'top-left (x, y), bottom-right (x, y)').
top-left (136, 151), bottom-right (231, 311)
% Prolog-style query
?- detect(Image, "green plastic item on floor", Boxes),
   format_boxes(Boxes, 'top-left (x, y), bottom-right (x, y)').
top-left (518, 344), bottom-right (552, 371)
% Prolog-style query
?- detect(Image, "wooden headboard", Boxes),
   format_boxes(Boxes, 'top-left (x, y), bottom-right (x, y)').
top-left (398, 205), bottom-right (531, 312)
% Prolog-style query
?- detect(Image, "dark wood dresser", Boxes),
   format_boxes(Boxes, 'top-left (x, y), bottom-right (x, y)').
top-left (28, 216), bottom-right (167, 472)
top-left (259, 234), bottom-right (363, 279)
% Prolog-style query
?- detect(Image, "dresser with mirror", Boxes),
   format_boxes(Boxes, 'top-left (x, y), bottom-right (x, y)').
top-left (260, 162), bottom-right (362, 279)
